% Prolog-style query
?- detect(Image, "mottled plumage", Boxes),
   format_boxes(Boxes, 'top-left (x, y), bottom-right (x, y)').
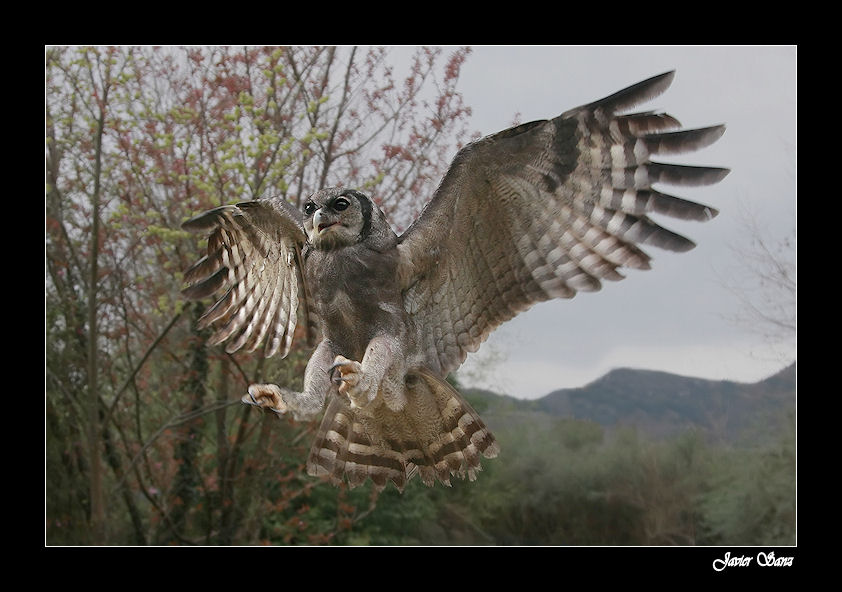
top-left (181, 71), bottom-right (728, 492)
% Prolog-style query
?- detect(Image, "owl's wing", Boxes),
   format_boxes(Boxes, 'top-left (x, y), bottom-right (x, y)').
top-left (398, 71), bottom-right (729, 376)
top-left (181, 196), bottom-right (318, 358)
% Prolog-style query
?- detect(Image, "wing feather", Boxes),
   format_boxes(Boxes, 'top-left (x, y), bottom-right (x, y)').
top-left (398, 71), bottom-right (729, 376)
top-left (181, 196), bottom-right (315, 358)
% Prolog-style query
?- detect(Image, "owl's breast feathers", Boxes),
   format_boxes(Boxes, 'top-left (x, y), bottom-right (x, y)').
top-left (304, 241), bottom-right (406, 358)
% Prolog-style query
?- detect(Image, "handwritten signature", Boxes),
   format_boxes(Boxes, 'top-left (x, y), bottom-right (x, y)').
top-left (713, 551), bottom-right (794, 571)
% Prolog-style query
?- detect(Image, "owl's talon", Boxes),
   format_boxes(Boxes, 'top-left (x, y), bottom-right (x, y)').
top-left (330, 355), bottom-right (377, 408)
top-left (329, 361), bottom-right (349, 384)
top-left (243, 383), bottom-right (288, 414)
top-left (329, 356), bottom-right (360, 383)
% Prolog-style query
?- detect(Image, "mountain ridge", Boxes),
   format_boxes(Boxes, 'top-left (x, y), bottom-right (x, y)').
top-left (463, 361), bottom-right (795, 443)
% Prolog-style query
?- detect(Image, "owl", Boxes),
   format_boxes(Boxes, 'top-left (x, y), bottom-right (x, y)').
top-left (181, 71), bottom-right (728, 492)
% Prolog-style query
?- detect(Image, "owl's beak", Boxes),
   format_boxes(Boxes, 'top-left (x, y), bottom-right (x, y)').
top-left (313, 209), bottom-right (337, 233)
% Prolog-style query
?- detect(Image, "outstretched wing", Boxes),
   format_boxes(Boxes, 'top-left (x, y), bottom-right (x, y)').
top-left (398, 71), bottom-right (729, 377)
top-left (181, 196), bottom-right (317, 358)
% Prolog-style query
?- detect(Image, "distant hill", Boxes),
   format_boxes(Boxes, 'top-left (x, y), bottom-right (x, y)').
top-left (463, 362), bottom-right (795, 444)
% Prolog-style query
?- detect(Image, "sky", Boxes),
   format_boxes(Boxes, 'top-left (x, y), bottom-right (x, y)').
top-left (393, 46), bottom-right (796, 399)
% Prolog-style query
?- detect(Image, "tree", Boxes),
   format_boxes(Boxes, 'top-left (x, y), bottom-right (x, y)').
top-left (45, 45), bottom-right (474, 545)
top-left (46, 46), bottom-right (137, 544)
top-left (721, 205), bottom-right (796, 365)
top-left (697, 410), bottom-right (795, 545)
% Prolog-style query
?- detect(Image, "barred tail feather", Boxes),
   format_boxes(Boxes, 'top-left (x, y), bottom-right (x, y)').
top-left (306, 368), bottom-right (499, 492)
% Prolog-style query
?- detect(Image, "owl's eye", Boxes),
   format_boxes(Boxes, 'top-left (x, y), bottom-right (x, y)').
top-left (304, 202), bottom-right (317, 216)
top-left (333, 197), bottom-right (350, 212)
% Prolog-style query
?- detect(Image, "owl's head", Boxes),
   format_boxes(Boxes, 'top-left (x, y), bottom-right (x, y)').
top-left (303, 187), bottom-right (395, 251)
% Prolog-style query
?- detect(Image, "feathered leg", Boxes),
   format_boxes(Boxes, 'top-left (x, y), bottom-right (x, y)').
top-left (329, 335), bottom-right (407, 412)
top-left (243, 340), bottom-right (334, 421)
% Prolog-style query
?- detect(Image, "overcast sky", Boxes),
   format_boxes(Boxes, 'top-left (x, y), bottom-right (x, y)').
top-left (391, 46), bottom-right (796, 399)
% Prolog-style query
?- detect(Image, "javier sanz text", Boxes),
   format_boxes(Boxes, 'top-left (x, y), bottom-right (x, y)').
top-left (712, 551), bottom-right (794, 571)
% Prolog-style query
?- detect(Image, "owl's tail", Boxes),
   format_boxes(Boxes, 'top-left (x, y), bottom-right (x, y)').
top-left (306, 367), bottom-right (500, 492)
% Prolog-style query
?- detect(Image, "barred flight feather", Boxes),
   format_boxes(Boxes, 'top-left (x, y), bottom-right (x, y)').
top-left (398, 70), bottom-right (729, 377)
top-left (180, 198), bottom-right (309, 360)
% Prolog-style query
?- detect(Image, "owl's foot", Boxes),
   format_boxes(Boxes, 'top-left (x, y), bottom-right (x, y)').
top-left (330, 356), bottom-right (378, 409)
top-left (242, 383), bottom-right (288, 414)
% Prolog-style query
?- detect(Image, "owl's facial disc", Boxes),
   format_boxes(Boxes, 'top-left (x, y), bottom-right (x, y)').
top-left (305, 193), bottom-right (362, 249)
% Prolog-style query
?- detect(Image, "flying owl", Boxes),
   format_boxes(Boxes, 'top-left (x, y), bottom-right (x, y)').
top-left (180, 71), bottom-right (728, 492)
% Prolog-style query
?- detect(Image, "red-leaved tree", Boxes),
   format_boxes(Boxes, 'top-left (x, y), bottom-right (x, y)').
top-left (45, 45), bottom-right (474, 545)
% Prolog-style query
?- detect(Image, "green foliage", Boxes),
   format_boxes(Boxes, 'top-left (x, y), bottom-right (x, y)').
top-left (696, 411), bottom-right (796, 545)
top-left (295, 403), bottom-right (794, 546)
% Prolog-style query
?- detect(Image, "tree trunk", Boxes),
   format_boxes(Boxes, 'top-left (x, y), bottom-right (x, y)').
top-left (159, 303), bottom-right (208, 544)
top-left (86, 89), bottom-right (107, 545)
